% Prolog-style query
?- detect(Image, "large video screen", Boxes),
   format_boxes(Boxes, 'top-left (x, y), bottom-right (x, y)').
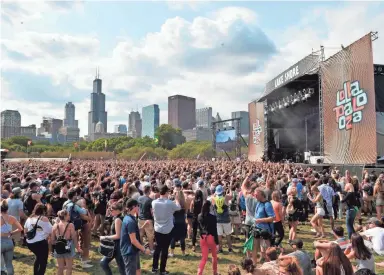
top-left (216, 129), bottom-right (236, 151)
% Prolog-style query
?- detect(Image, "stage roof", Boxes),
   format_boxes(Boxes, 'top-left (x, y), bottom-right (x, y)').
top-left (257, 53), bottom-right (321, 102)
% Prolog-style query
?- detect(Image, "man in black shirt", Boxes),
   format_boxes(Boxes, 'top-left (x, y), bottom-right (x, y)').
top-left (138, 185), bottom-right (154, 252)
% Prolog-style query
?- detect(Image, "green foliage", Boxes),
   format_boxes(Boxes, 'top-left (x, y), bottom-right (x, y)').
top-left (168, 141), bottom-right (215, 159)
top-left (5, 136), bottom-right (30, 146)
top-left (119, 146), bottom-right (168, 160)
top-left (155, 124), bottom-right (186, 150)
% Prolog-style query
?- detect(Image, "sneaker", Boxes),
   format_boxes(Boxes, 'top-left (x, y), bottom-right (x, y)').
top-left (81, 262), bottom-right (93, 268)
top-left (228, 248), bottom-right (233, 253)
top-left (150, 250), bottom-right (155, 255)
top-left (152, 268), bottom-right (158, 274)
top-left (168, 253), bottom-right (174, 257)
top-left (82, 260), bottom-right (92, 264)
top-left (160, 271), bottom-right (170, 275)
top-left (218, 249), bottom-right (224, 254)
top-left (311, 229), bottom-right (316, 233)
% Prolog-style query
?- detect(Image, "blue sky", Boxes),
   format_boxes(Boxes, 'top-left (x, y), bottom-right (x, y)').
top-left (1, 1), bottom-right (383, 136)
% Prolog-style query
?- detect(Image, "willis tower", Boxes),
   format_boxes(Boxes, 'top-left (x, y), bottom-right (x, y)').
top-left (88, 68), bottom-right (107, 139)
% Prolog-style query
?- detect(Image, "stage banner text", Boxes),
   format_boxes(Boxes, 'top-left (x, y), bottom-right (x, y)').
top-left (248, 101), bottom-right (265, 161)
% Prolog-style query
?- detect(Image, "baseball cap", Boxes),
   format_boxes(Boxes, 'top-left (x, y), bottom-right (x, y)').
top-left (174, 181), bottom-right (182, 188)
top-left (198, 180), bottom-right (204, 187)
top-left (215, 185), bottom-right (224, 195)
top-left (292, 178), bottom-right (299, 183)
top-left (125, 198), bottom-right (138, 209)
top-left (290, 239), bottom-right (303, 248)
top-left (12, 187), bottom-right (22, 195)
top-left (367, 217), bottom-right (382, 226)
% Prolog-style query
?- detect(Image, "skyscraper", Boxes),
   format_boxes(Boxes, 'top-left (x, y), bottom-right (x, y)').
top-left (142, 104), bottom-right (160, 138)
top-left (231, 111), bottom-right (249, 135)
top-left (114, 124), bottom-right (127, 134)
top-left (196, 107), bottom-right (212, 129)
top-left (128, 111), bottom-right (142, 138)
top-left (1, 110), bottom-right (21, 139)
top-left (88, 69), bottom-right (107, 139)
top-left (37, 117), bottom-right (63, 143)
top-left (168, 95), bottom-right (196, 130)
top-left (63, 102), bottom-right (78, 128)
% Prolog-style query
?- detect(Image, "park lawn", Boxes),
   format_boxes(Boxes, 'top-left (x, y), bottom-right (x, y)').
top-left (13, 218), bottom-right (384, 275)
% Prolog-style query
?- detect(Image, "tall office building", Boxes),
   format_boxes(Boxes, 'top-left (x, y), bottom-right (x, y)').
top-left (168, 95), bottom-right (196, 130)
top-left (21, 125), bottom-right (36, 139)
top-left (63, 102), bottom-right (78, 128)
top-left (114, 124), bottom-right (127, 134)
top-left (128, 111), bottom-right (142, 138)
top-left (196, 107), bottom-right (212, 129)
top-left (231, 111), bottom-right (249, 135)
top-left (142, 104), bottom-right (159, 138)
top-left (1, 110), bottom-right (21, 139)
top-left (88, 69), bottom-right (107, 138)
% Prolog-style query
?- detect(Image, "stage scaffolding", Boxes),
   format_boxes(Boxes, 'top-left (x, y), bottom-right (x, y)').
top-left (211, 118), bottom-right (242, 159)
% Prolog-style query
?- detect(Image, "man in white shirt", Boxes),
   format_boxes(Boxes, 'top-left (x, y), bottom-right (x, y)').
top-left (361, 218), bottom-right (384, 256)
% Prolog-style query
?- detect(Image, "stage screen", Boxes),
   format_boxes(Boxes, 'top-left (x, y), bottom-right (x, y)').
top-left (321, 33), bottom-right (376, 164)
top-left (248, 101), bottom-right (265, 161)
top-left (215, 129), bottom-right (236, 151)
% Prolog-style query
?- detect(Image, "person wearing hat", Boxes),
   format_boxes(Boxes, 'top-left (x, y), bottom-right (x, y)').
top-left (287, 239), bottom-right (312, 275)
top-left (6, 187), bottom-right (26, 244)
top-left (120, 199), bottom-right (150, 275)
top-left (211, 184), bottom-right (233, 253)
top-left (360, 217), bottom-right (384, 256)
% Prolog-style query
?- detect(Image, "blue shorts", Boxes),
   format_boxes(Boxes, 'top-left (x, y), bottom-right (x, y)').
top-left (123, 253), bottom-right (140, 275)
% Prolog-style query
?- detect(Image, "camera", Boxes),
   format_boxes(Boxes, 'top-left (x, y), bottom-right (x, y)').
top-left (251, 226), bottom-right (273, 240)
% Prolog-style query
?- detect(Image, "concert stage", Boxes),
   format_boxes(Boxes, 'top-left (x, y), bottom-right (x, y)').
top-left (248, 32), bottom-right (384, 165)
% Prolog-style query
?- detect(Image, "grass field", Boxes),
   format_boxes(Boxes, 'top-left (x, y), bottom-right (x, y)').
top-left (13, 218), bottom-right (384, 275)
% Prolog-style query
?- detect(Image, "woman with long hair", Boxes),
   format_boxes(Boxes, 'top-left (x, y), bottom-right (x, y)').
top-left (308, 186), bottom-right (325, 238)
top-left (315, 242), bottom-right (353, 275)
top-left (345, 233), bottom-right (375, 273)
top-left (286, 187), bottom-right (299, 242)
top-left (197, 200), bottom-right (218, 275)
top-left (1, 199), bottom-right (23, 275)
top-left (24, 203), bottom-right (52, 275)
top-left (271, 191), bottom-right (284, 247)
top-left (338, 183), bottom-right (359, 239)
top-left (278, 256), bottom-right (303, 275)
top-left (190, 189), bottom-right (203, 252)
top-left (100, 202), bottom-right (126, 275)
top-left (52, 210), bottom-right (82, 275)
top-left (373, 178), bottom-right (384, 221)
top-left (169, 190), bottom-right (187, 257)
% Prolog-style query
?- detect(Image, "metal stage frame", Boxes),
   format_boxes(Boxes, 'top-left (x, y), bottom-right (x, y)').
top-left (212, 118), bottom-right (242, 159)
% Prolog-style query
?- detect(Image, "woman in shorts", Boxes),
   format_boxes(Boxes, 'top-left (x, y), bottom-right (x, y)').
top-left (308, 186), bottom-right (325, 238)
top-left (52, 210), bottom-right (82, 275)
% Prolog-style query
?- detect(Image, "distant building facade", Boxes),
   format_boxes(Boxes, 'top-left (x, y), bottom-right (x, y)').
top-left (20, 124), bottom-right (36, 139)
top-left (196, 107), bottom-right (212, 129)
top-left (63, 102), bottom-right (78, 128)
top-left (37, 117), bottom-right (63, 143)
top-left (142, 104), bottom-right (159, 138)
top-left (168, 95), bottom-right (196, 130)
top-left (1, 110), bottom-right (21, 139)
top-left (58, 127), bottom-right (80, 143)
top-left (182, 128), bottom-right (212, 142)
top-left (128, 111), bottom-right (142, 138)
top-left (114, 124), bottom-right (127, 134)
top-left (88, 70), bottom-right (107, 139)
top-left (231, 111), bottom-right (249, 135)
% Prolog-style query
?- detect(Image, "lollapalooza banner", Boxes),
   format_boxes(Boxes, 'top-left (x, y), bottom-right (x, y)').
top-left (248, 101), bottom-right (264, 161)
top-left (321, 33), bottom-right (376, 164)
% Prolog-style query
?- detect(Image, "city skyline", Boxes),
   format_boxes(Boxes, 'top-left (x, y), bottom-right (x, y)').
top-left (1, 2), bottom-right (383, 136)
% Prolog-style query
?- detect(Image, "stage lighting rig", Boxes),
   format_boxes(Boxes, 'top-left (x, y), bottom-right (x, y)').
top-left (292, 93), bottom-right (299, 105)
top-left (284, 98), bottom-right (289, 108)
top-left (278, 100), bottom-right (283, 109)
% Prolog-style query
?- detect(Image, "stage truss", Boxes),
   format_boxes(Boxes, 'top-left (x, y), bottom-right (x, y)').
top-left (211, 118), bottom-right (242, 159)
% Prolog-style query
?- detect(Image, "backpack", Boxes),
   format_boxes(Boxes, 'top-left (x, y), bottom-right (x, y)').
top-left (54, 223), bottom-right (71, 255)
top-left (63, 202), bottom-right (83, 231)
top-left (363, 183), bottom-right (374, 196)
top-left (229, 191), bottom-right (238, 213)
top-left (239, 193), bottom-right (246, 211)
top-left (214, 196), bottom-right (227, 214)
top-left (23, 191), bottom-right (37, 216)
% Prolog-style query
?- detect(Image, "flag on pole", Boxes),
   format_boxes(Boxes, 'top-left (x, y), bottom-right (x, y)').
top-left (104, 140), bottom-right (107, 151)
top-left (27, 140), bottom-right (32, 146)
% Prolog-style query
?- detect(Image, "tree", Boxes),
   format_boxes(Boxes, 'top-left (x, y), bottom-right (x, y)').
top-left (155, 124), bottom-right (186, 150)
top-left (6, 136), bottom-right (30, 146)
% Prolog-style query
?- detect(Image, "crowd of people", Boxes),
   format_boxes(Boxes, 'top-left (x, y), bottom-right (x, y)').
top-left (1, 159), bottom-right (384, 275)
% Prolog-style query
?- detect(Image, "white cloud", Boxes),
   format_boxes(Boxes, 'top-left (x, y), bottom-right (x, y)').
top-left (1, 2), bottom-right (383, 136)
